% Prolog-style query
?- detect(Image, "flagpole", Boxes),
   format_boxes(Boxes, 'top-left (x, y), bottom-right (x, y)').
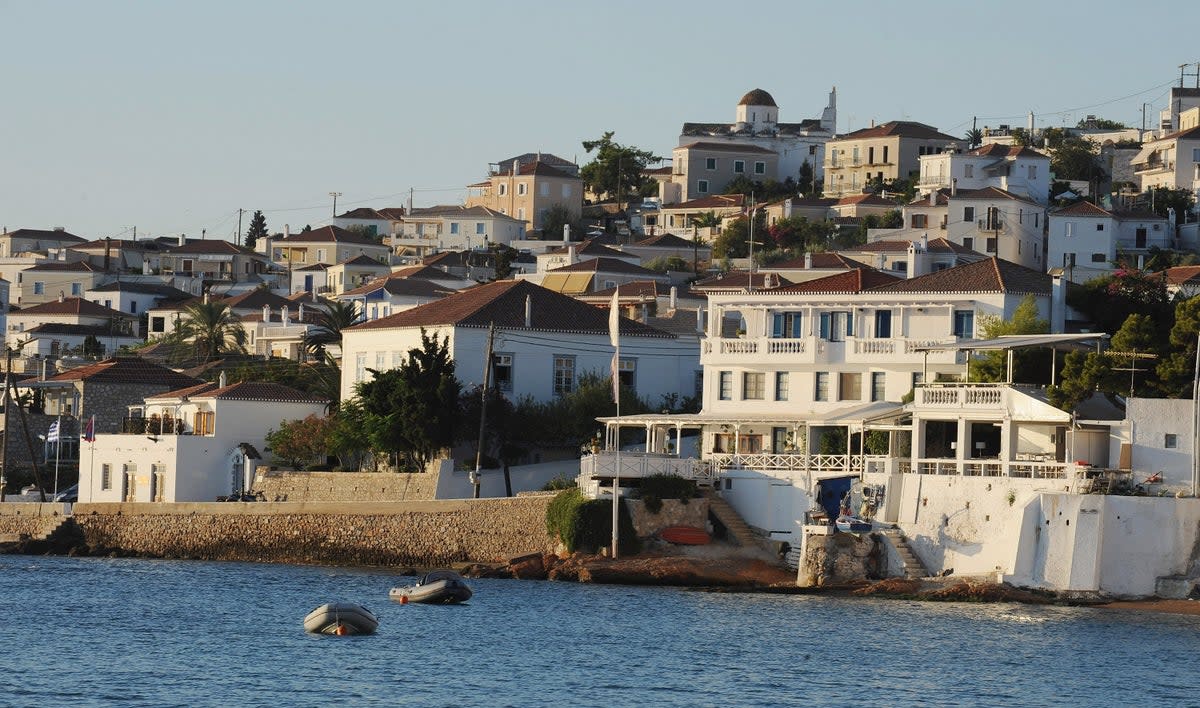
top-left (609, 289), bottom-right (621, 560)
top-left (87, 416), bottom-right (96, 504)
top-left (53, 413), bottom-right (62, 498)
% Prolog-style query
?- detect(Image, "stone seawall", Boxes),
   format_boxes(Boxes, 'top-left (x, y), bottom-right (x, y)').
top-left (72, 498), bottom-right (555, 566)
top-left (253, 468), bottom-right (441, 503)
top-left (627, 499), bottom-right (709, 538)
top-left (0, 503), bottom-right (71, 539)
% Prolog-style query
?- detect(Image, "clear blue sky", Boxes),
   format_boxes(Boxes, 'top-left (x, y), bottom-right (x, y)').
top-left (2, 0), bottom-right (1196, 242)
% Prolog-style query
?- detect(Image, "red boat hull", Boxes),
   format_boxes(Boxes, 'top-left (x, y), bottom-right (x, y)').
top-left (659, 525), bottom-right (711, 545)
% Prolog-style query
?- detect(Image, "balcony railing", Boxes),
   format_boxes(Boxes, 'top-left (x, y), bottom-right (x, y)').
top-left (912, 457), bottom-right (1076, 480)
top-left (579, 451), bottom-right (718, 484)
top-left (1133, 160), bottom-right (1173, 173)
top-left (916, 384), bottom-right (1004, 407)
top-left (703, 335), bottom-right (957, 364)
top-left (708, 452), bottom-right (862, 473)
top-left (120, 417), bottom-right (188, 435)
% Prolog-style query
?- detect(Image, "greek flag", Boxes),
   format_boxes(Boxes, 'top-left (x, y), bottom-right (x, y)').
top-left (47, 420), bottom-right (60, 443)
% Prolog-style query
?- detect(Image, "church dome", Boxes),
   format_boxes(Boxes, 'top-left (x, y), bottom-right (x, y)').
top-left (737, 88), bottom-right (777, 107)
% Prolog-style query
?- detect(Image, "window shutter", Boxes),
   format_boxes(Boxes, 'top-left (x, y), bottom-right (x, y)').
top-left (819, 313), bottom-right (831, 339)
top-left (772, 314), bottom-right (784, 338)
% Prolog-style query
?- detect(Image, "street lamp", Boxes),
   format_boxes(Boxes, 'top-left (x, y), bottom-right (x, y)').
top-left (329, 192), bottom-right (343, 217)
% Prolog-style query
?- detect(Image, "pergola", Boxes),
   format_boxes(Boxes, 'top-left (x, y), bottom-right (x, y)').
top-left (912, 333), bottom-right (1109, 385)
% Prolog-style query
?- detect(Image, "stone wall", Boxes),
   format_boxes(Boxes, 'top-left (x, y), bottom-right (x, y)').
top-left (253, 468), bottom-right (441, 502)
top-left (797, 530), bottom-right (881, 587)
top-left (72, 497), bottom-right (555, 566)
top-left (83, 382), bottom-right (175, 434)
top-left (0, 503), bottom-right (70, 539)
top-left (627, 498), bottom-right (709, 538)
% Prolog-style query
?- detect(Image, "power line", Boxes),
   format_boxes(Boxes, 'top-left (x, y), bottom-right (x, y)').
top-left (943, 79), bottom-right (1178, 133)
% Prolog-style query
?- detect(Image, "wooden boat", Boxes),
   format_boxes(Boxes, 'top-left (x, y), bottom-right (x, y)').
top-left (389, 569), bottom-right (473, 605)
top-left (658, 525), bottom-right (711, 545)
top-left (835, 515), bottom-right (872, 534)
top-left (303, 602), bottom-right (378, 635)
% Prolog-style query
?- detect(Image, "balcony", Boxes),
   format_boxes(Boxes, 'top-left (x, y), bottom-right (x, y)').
top-left (1133, 160), bottom-right (1173, 174)
top-left (579, 451), bottom-right (718, 485)
top-left (120, 416), bottom-right (189, 435)
top-left (914, 384), bottom-right (1004, 408)
top-left (702, 335), bottom-right (958, 365)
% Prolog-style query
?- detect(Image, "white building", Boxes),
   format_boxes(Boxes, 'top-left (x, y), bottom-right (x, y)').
top-left (79, 380), bottom-right (327, 503)
top-left (918, 144), bottom-right (1051, 204)
top-left (945, 187), bottom-right (1045, 269)
top-left (391, 205), bottom-right (527, 258)
top-left (340, 279), bottom-right (700, 406)
top-left (1047, 200), bottom-right (1173, 280)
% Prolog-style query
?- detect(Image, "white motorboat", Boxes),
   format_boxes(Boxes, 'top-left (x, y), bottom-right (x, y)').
top-left (303, 602), bottom-right (379, 635)
top-left (389, 570), bottom-right (473, 605)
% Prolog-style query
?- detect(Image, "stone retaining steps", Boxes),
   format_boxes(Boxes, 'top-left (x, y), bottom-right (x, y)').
top-left (703, 490), bottom-right (761, 548)
top-left (879, 527), bottom-right (929, 579)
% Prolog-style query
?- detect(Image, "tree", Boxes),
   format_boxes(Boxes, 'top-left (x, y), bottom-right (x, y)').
top-left (579, 132), bottom-right (661, 203)
top-left (355, 329), bottom-right (461, 471)
top-left (539, 204), bottom-right (579, 241)
top-left (1148, 187), bottom-right (1197, 221)
top-left (489, 243), bottom-right (518, 280)
top-left (1050, 136), bottom-right (1104, 183)
top-left (303, 300), bottom-right (364, 360)
top-left (797, 160), bottom-right (815, 195)
top-left (968, 295), bottom-right (1049, 383)
top-left (768, 216), bottom-right (836, 252)
top-left (965, 128), bottom-right (983, 148)
top-left (1077, 117), bottom-right (1126, 130)
top-left (1068, 268), bottom-right (1172, 338)
top-left (82, 334), bottom-right (104, 358)
top-left (1156, 296), bottom-right (1200, 397)
top-left (176, 301), bottom-right (246, 363)
top-left (244, 210), bottom-right (268, 250)
top-left (266, 415), bottom-right (332, 468)
top-left (711, 211), bottom-right (767, 260)
top-left (345, 223), bottom-right (383, 243)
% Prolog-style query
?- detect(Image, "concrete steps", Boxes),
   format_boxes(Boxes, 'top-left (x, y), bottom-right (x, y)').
top-left (784, 545), bottom-right (803, 571)
top-left (879, 527), bottom-right (929, 579)
top-left (703, 490), bottom-right (761, 548)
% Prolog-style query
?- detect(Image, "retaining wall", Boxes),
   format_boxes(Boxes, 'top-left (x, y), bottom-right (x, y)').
top-left (72, 497), bottom-right (555, 566)
top-left (627, 498), bottom-right (709, 538)
top-left (0, 503), bottom-right (71, 539)
top-left (253, 468), bottom-right (441, 503)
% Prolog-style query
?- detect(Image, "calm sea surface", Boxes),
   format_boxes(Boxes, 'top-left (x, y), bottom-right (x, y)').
top-left (1, 556), bottom-right (1197, 707)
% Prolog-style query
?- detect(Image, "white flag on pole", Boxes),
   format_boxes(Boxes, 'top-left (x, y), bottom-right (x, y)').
top-left (47, 420), bottom-right (60, 443)
top-left (609, 290), bottom-right (621, 403)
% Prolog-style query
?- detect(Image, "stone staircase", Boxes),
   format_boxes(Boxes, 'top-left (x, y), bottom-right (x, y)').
top-left (879, 527), bottom-right (929, 579)
top-left (703, 490), bottom-right (762, 548)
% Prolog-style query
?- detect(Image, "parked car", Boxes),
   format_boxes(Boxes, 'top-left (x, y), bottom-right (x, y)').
top-left (53, 484), bottom-right (78, 503)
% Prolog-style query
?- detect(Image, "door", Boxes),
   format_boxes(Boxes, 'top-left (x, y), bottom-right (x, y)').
top-left (1136, 228), bottom-right (1147, 249)
top-left (304, 274), bottom-right (314, 292)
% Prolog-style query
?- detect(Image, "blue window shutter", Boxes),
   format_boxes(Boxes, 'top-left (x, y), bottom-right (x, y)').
top-left (772, 314), bottom-right (784, 338)
top-left (819, 313), bottom-right (830, 339)
top-left (845, 312), bottom-right (854, 337)
top-left (791, 314), bottom-right (803, 338)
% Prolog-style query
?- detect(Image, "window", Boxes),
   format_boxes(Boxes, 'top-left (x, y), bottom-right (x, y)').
top-left (953, 310), bottom-right (975, 339)
top-left (617, 358), bottom-right (636, 389)
top-left (1066, 223), bottom-right (1074, 237)
top-left (964, 164), bottom-right (974, 178)
top-left (561, 184), bottom-right (572, 198)
top-left (1166, 434), bottom-right (1178, 449)
top-left (775, 372), bottom-right (789, 401)
top-left (450, 222), bottom-right (459, 235)
top-left (1028, 165), bottom-right (1037, 179)
top-left (882, 146), bottom-right (888, 163)
top-left (376, 352), bottom-right (386, 371)
top-left (733, 160), bottom-right (745, 173)
top-left (754, 161), bottom-right (766, 175)
top-left (743, 372), bottom-right (765, 400)
top-left (192, 411), bottom-right (215, 436)
top-left (150, 316), bottom-right (165, 333)
top-left (912, 371), bottom-right (925, 390)
top-left (873, 310), bottom-right (892, 338)
top-left (33, 282), bottom-right (44, 295)
top-left (122, 463), bottom-right (136, 501)
top-left (868, 147), bottom-right (875, 164)
top-left (771, 312), bottom-right (803, 338)
top-left (517, 208), bottom-right (525, 220)
top-left (355, 353), bottom-right (367, 382)
top-left (392, 351), bottom-right (403, 369)
top-left (911, 214), bottom-right (928, 228)
top-left (553, 356), bottom-right (575, 396)
top-left (963, 206), bottom-right (975, 222)
top-left (839, 372), bottom-right (862, 401)
top-left (705, 158), bottom-right (716, 170)
top-left (1091, 253), bottom-right (1106, 263)
top-left (819, 311), bottom-right (853, 341)
top-left (871, 372), bottom-right (886, 402)
top-left (71, 283), bottom-right (81, 296)
top-left (517, 183), bottom-right (527, 196)
top-left (815, 372), bottom-right (830, 401)
top-left (540, 183), bottom-right (549, 197)
top-left (810, 145), bottom-right (818, 155)
top-left (697, 180), bottom-right (709, 194)
top-left (963, 237), bottom-right (974, 251)
top-left (695, 370), bottom-right (704, 398)
top-left (130, 301), bottom-right (137, 313)
top-left (493, 353), bottom-right (514, 391)
top-left (101, 464), bottom-right (112, 490)
top-left (1096, 223), bottom-right (1104, 231)
top-left (498, 184), bottom-right (507, 196)
top-left (986, 237), bottom-right (998, 253)
top-left (316, 248), bottom-right (326, 262)
top-left (476, 222), bottom-right (485, 235)
top-left (719, 371), bottom-right (733, 400)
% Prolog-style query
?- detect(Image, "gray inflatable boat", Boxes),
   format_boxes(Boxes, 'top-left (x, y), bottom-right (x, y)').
top-left (303, 602), bottom-right (379, 635)
top-left (389, 570), bottom-right (473, 604)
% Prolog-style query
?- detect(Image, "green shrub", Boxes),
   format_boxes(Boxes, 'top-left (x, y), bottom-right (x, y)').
top-left (541, 475), bottom-right (577, 491)
top-left (545, 488), bottom-right (640, 555)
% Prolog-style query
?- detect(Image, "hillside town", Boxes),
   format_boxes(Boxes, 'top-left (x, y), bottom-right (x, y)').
top-left (7, 73), bottom-right (1200, 600)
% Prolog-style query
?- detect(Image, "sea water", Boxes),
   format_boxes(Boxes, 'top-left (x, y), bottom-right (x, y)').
top-left (1, 556), bottom-right (1195, 707)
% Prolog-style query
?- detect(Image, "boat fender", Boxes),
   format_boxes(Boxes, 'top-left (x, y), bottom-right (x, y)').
top-left (335, 624), bottom-right (349, 636)
top-left (399, 595), bottom-right (409, 604)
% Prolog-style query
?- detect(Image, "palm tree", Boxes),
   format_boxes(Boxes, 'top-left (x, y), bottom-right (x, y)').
top-left (965, 128), bottom-right (983, 149)
top-left (177, 301), bottom-right (246, 363)
top-left (303, 300), bottom-right (364, 360)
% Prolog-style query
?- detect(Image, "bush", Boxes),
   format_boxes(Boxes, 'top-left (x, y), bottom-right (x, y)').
top-left (541, 475), bottom-right (577, 491)
top-left (545, 488), bottom-right (640, 555)
top-left (638, 474), bottom-right (698, 514)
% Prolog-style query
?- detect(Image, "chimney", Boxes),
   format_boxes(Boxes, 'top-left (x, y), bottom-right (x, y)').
top-left (298, 303), bottom-right (305, 322)
top-left (203, 292), bottom-right (210, 305)
top-left (282, 306), bottom-right (290, 326)
top-left (524, 294), bottom-right (532, 328)
top-left (178, 234), bottom-right (186, 247)
top-left (669, 286), bottom-right (677, 310)
top-left (567, 245), bottom-right (576, 264)
top-left (262, 304), bottom-right (270, 321)
top-left (563, 224), bottom-right (570, 243)
top-left (641, 303), bottom-right (649, 321)
top-left (59, 292), bottom-right (65, 303)
top-left (104, 237), bottom-right (112, 272)
top-left (1051, 271), bottom-right (1066, 333)
top-left (512, 159), bottom-right (520, 175)
top-left (284, 224), bottom-right (290, 239)
top-left (929, 191), bottom-right (937, 206)
top-left (951, 178), bottom-right (957, 197)
top-left (696, 306), bottom-right (705, 334)
top-left (218, 371), bottom-right (227, 388)
top-left (804, 252), bottom-right (813, 269)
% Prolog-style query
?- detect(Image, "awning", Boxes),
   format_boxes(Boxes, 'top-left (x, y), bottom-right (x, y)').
top-left (540, 272), bottom-right (593, 294)
top-left (598, 401), bottom-right (903, 428)
top-left (1129, 144), bottom-right (1157, 166)
top-left (912, 333), bottom-right (1108, 353)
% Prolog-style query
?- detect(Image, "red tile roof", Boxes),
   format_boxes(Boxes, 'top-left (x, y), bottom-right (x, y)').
top-left (24, 261), bottom-right (103, 272)
top-left (952, 186), bottom-right (1041, 205)
top-left (44, 357), bottom-right (202, 388)
top-left (771, 268), bottom-right (900, 293)
top-left (1159, 266), bottom-right (1200, 286)
top-left (222, 289), bottom-right (294, 311)
top-left (835, 194), bottom-right (901, 207)
top-left (273, 225), bottom-right (383, 246)
top-left (837, 121), bottom-right (962, 142)
top-left (871, 257), bottom-right (1050, 295)
top-left (13, 297), bottom-right (132, 319)
top-left (630, 232), bottom-right (709, 249)
top-left (338, 274), bottom-right (455, 299)
top-left (738, 88), bottom-right (777, 107)
top-left (693, 271), bottom-right (791, 290)
top-left (661, 194), bottom-right (746, 211)
top-left (545, 239), bottom-right (627, 258)
top-left (168, 239), bottom-right (259, 255)
top-left (347, 279), bottom-right (672, 337)
top-left (677, 141), bottom-right (777, 154)
top-left (2, 228), bottom-right (86, 242)
top-left (192, 381), bottom-right (325, 403)
top-left (968, 143), bottom-right (1049, 159)
top-left (337, 254), bottom-right (389, 267)
top-left (768, 252), bottom-right (870, 270)
top-left (550, 257), bottom-right (659, 276)
top-left (1053, 201), bottom-right (1111, 217)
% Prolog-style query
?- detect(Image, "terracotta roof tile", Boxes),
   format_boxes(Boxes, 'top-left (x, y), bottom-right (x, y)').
top-left (13, 297), bottom-right (133, 319)
top-left (738, 88), bottom-right (777, 106)
top-left (192, 381), bottom-right (325, 403)
top-left (25, 261), bottom-right (103, 272)
top-left (168, 239), bottom-right (260, 256)
top-left (768, 252), bottom-right (871, 270)
top-left (273, 225), bottom-right (383, 246)
top-left (871, 257), bottom-right (1050, 295)
top-left (770, 268), bottom-right (899, 293)
top-left (629, 232), bottom-right (708, 249)
top-left (347, 279), bottom-right (673, 337)
top-left (43, 357), bottom-right (202, 388)
top-left (661, 194), bottom-right (746, 211)
top-left (677, 141), bottom-right (777, 154)
top-left (837, 121), bottom-right (963, 142)
top-left (693, 271), bottom-right (791, 290)
top-left (2, 228), bottom-right (86, 242)
top-left (550, 257), bottom-right (659, 276)
top-left (952, 186), bottom-right (1041, 205)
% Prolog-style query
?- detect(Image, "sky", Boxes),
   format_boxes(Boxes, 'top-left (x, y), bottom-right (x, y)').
top-left (2, 0), bottom-right (1198, 242)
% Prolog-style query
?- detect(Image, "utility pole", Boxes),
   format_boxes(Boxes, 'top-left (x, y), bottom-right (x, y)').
top-left (237, 208), bottom-right (245, 247)
top-left (4, 360), bottom-right (47, 502)
top-left (747, 194), bottom-right (757, 292)
top-left (472, 322), bottom-right (496, 499)
top-left (0, 349), bottom-right (10, 502)
top-left (329, 192), bottom-right (342, 218)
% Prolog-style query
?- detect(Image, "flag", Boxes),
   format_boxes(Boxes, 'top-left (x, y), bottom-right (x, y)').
top-left (608, 289), bottom-right (620, 348)
top-left (47, 420), bottom-right (60, 443)
top-left (611, 352), bottom-right (620, 404)
top-left (83, 415), bottom-right (95, 443)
